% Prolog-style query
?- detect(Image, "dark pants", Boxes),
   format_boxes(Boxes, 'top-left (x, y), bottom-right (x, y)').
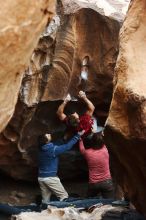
top-left (88, 179), bottom-right (114, 199)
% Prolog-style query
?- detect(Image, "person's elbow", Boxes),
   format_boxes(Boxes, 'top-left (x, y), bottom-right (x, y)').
top-left (87, 107), bottom-right (95, 116)
top-left (90, 104), bottom-right (95, 113)
top-left (91, 105), bottom-right (95, 112)
top-left (56, 110), bottom-right (64, 121)
top-left (56, 109), bottom-right (61, 118)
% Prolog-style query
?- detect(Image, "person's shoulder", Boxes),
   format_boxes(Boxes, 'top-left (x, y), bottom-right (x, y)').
top-left (103, 144), bottom-right (107, 149)
top-left (80, 113), bottom-right (91, 119)
top-left (41, 142), bottom-right (54, 151)
top-left (102, 145), bottom-right (109, 153)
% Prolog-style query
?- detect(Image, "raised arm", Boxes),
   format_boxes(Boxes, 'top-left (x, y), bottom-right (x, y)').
top-left (54, 130), bottom-right (85, 156)
top-left (56, 94), bottom-right (71, 121)
top-left (54, 135), bottom-right (79, 156)
top-left (79, 138), bottom-right (86, 155)
top-left (78, 91), bottom-right (95, 116)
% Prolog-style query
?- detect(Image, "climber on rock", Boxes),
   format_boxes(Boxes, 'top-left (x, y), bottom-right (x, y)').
top-left (56, 90), bottom-right (96, 139)
top-left (57, 54), bottom-right (103, 140)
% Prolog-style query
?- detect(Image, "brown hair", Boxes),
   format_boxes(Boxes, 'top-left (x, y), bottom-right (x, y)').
top-left (68, 115), bottom-right (79, 127)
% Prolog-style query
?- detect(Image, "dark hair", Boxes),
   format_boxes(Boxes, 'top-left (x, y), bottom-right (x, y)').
top-left (83, 136), bottom-right (93, 149)
top-left (84, 132), bottom-right (104, 149)
top-left (38, 134), bottom-right (49, 146)
top-left (68, 115), bottom-right (79, 127)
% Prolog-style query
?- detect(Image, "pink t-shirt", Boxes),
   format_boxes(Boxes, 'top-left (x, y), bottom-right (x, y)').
top-left (79, 140), bottom-right (111, 183)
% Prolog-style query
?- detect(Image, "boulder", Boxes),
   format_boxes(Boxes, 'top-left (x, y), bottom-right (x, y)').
top-left (0, 7), bottom-right (120, 180)
top-left (105, 0), bottom-right (146, 216)
top-left (0, 0), bottom-right (55, 133)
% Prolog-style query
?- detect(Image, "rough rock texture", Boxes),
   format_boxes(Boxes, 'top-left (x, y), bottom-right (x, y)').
top-left (105, 0), bottom-right (146, 216)
top-left (41, 8), bottom-right (120, 102)
top-left (12, 205), bottom-right (144, 220)
top-left (0, 7), bottom-right (120, 180)
top-left (0, 0), bottom-right (56, 133)
top-left (20, 15), bottom-right (60, 107)
top-left (62, 0), bottom-right (130, 22)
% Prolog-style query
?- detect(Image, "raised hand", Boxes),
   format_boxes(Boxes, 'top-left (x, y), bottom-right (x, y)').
top-left (78, 130), bottom-right (85, 136)
top-left (78, 91), bottom-right (86, 99)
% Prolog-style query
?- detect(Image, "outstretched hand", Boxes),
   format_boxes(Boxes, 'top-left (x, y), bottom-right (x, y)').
top-left (78, 91), bottom-right (86, 99)
top-left (78, 130), bottom-right (85, 136)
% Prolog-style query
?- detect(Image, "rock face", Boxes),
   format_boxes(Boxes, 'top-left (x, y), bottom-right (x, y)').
top-left (0, 6), bottom-right (120, 180)
top-left (0, 0), bottom-right (56, 133)
top-left (62, 0), bottom-right (130, 22)
top-left (105, 0), bottom-right (146, 216)
top-left (42, 8), bottom-right (120, 103)
top-left (1, 0), bottom-right (146, 217)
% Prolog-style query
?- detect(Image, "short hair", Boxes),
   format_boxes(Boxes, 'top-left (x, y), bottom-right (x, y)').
top-left (38, 134), bottom-right (49, 146)
top-left (38, 134), bottom-right (47, 147)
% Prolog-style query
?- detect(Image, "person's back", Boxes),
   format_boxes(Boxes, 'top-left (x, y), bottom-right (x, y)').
top-left (38, 142), bottom-right (59, 178)
top-left (79, 132), bottom-right (114, 199)
top-left (83, 145), bottom-right (111, 183)
top-left (38, 133), bottom-right (83, 203)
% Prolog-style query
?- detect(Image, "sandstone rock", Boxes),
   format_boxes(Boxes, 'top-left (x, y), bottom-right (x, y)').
top-left (0, 6), bottom-right (120, 180)
top-left (20, 15), bottom-right (60, 107)
top-left (105, 0), bottom-right (146, 216)
top-left (41, 7), bottom-right (120, 112)
top-left (0, 0), bottom-right (56, 133)
top-left (62, 0), bottom-right (130, 22)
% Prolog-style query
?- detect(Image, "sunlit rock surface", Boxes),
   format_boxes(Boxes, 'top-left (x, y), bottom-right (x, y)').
top-left (41, 8), bottom-right (120, 102)
top-left (20, 15), bottom-right (60, 107)
top-left (62, 0), bottom-right (130, 22)
top-left (0, 5), bottom-right (120, 180)
top-left (105, 0), bottom-right (146, 216)
top-left (12, 205), bottom-right (144, 220)
top-left (0, 0), bottom-right (56, 133)
top-left (1, 0), bottom-right (146, 217)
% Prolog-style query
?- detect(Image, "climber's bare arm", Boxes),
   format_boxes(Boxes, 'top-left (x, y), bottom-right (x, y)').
top-left (78, 91), bottom-right (95, 116)
top-left (56, 94), bottom-right (71, 121)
